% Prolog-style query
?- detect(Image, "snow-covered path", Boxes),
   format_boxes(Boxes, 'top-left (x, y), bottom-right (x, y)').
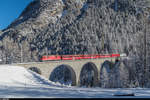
top-left (1, 85), bottom-right (150, 98)
top-left (0, 65), bottom-right (150, 98)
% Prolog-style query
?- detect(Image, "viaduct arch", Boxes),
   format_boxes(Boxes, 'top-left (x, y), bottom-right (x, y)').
top-left (13, 58), bottom-right (127, 87)
top-left (49, 64), bottom-right (76, 86)
top-left (79, 62), bottom-right (98, 87)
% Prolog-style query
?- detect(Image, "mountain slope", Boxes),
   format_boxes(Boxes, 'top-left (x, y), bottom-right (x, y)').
top-left (0, 0), bottom-right (149, 62)
top-left (0, 0), bottom-right (150, 87)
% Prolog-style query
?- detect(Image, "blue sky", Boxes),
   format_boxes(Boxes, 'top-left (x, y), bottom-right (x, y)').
top-left (0, 0), bottom-right (33, 30)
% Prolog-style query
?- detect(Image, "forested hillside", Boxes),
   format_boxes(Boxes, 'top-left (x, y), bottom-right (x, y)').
top-left (0, 0), bottom-right (150, 87)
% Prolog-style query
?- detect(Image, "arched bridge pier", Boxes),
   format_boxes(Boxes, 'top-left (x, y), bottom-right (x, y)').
top-left (13, 58), bottom-right (120, 86)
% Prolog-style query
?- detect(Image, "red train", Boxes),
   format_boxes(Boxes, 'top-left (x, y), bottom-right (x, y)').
top-left (40, 54), bottom-right (123, 61)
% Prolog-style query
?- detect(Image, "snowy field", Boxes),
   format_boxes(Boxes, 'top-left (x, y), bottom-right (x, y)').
top-left (0, 65), bottom-right (150, 98)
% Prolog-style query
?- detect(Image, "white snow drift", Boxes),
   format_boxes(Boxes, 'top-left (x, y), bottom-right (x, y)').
top-left (0, 65), bottom-right (63, 87)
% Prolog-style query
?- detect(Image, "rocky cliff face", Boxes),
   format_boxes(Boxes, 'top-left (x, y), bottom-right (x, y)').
top-left (0, 0), bottom-right (150, 87)
top-left (1, 0), bottom-right (149, 62)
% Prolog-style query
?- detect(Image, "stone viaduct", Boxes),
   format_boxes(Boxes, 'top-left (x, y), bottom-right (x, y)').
top-left (12, 57), bottom-right (120, 87)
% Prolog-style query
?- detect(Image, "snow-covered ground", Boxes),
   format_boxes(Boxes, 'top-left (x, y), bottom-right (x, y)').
top-left (0, 65), bottom-right (150, 98)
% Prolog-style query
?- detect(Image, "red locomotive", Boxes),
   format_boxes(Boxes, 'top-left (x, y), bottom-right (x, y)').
top-left (40, 54), bottom-right (125, 61)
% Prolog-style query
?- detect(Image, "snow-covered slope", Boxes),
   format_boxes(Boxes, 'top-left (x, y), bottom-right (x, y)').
top-left (0, 65), bottom-right (63, 87)
top-left (0, 65), bottom-right (150, 98)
